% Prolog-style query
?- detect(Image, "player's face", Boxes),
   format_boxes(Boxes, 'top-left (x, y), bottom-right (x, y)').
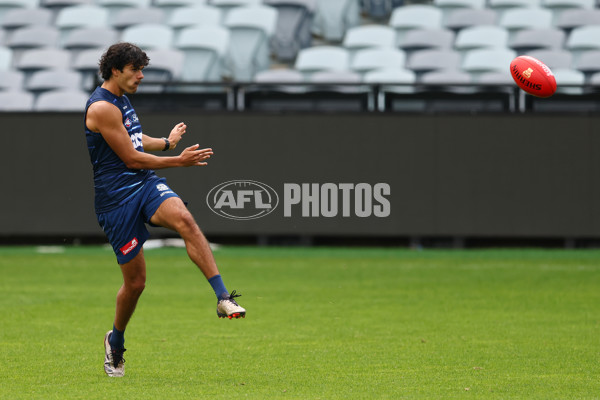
top-left (116, 64), bottom-right (144, 94)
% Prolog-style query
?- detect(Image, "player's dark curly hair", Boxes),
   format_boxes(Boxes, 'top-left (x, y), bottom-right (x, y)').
top-left (99, 42), bottom-right (150, 81)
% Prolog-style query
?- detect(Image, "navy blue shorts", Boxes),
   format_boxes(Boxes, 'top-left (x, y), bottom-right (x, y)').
top-left (97, 176), bottom-right (180, 264)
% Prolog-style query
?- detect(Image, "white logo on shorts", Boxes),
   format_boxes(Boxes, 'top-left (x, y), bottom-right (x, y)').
top-left (156, 184), bottom-right (169, 191)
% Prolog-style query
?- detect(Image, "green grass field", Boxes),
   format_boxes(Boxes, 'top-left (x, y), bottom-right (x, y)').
top-left (0, 245), bottom-right (598, 399)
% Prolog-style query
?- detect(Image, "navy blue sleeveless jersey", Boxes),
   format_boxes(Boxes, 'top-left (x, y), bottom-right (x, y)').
top-left (85, 87), bottom-right (155, 213)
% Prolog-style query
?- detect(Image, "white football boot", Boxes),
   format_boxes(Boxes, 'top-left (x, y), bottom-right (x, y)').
top-left (217, 290), bottom-right (246, 319)
top-left (103, 330), bottom-right (126, 377)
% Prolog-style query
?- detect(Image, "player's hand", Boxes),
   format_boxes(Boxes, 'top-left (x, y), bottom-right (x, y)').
top-left (178, 144), bottom-right (213, 167)
top-left (167, 122), bottom-right (186, 150)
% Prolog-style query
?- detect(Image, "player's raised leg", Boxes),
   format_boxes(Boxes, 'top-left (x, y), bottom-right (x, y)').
top-left (150, 197), bottom-right (246, 319)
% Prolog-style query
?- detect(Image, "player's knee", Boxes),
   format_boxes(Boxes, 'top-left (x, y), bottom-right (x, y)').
top-left (175, 211), bottom-right (200, 236)
top-left (132, 282), bottom-right (145, 297)
top-left (125, 278), bottom-right (146, 296)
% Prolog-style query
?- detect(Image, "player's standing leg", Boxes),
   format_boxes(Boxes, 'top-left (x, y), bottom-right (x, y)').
top-left (104, 250), bottom-right (147, 377)
top-left (150, 197), bottom-right (246, 319)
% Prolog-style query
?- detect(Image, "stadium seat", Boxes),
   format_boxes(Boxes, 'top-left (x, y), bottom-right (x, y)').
top-left (389, 4), bottom-right (443, 46)
top-left (264, 0), bottom-right (317, 62)
top-left (0, 90), bottom-right (35, 111)
top-left (121, 24), bottom-right (174, 50)
top-left (0, 0), bottom-right (39, 23)
top-left (97, 0), bottom-right (152, 18)
top-left (311, 0), bottom-right (361, 42)
top-left (55, 5), bottom-right (109, 45)
top-left (351, 47), bottom-right (406, 75)
top-left (499, 7), bottom-right (553, 37)
top-left (589, 71), bottom-right (600, 86)
top-left (399, 28), bottom-right (455, 53)
top-left (542, 0), bottom-right (595, 9)
top-left (421, 69), bottom-right (471, 84)
top-left (73, 48), bottom-right (103, 89)
top-left (363, 67), bottom-right (418, 110)
top-left (55, 5), bottom-right (109, 29)
top-left (433, 0), bottom-right (485, 8)
top-left (0, 70), bottom-right (24, 90)
top-left (526, 49), bottom-right (573, 69)
top-left (488, 0), bottom-right (542, 9)
top-left (253, 68), bottom-right (304, 82)
top-left (41, 0), bottom-right (93, 9)
top-left (209, 0), bottom-right (262, 21)
top-left (0, 8), bottom-right (53, 31)
top-left (16, 48), bottom-right (71, 74)
top-left (97, 0), bottom-right (151, 7)
top-left (363, 67), bottom-right (416, 84)
top-left (406, 48), bottom-right (462, 73)
top-left (343, 25), bottom-right (396, 51)
top-left (361, 0), bottom-right (397, 20)
top-left (26, 69), bottom-right (82, 93)
top-left (175, 25), bottom-right (230, 82)
top-left (210, 0), bottom-right (261, 7)
top-left (34, 89), bottom-right (89, 111)
top-left (167, 5), bottom-right (222, 30)
top-left (454, 26), bottom-right (509, 52)
top-left (224, 5), bottom-right (278, 81)
top-left (6, 26), bottom-right (60, 50)
top-left (509, 28), bottom-right (566, 52)
top-left (309, 70), bottom-right (361, 83)
top-left (443, 8), bottom-right (497, 31)
top-left (476, 70), bottom-right (514, 84)
top-left (295, 46), bottom-right (350, 78)
top-left (144, 49), bottom-right (185, 80)
top-left (554, 8), bottom-right (600, 30)
top-left (155, 0), bottom-right (199, 5)
top-left (552, 68), bottom-right (585, 94)
top-left (308, 70), bottom-right (368, 105)
top-left (573, 50), bottom-right (600, 78)
top-left (433, 0), bottom-right (486, 23)
top-left (306, 69), bottom-right (370, 111)
top-left (418, 69), bottom-right (479, 98)
top-left (472, 70), bottom-right (516, 112)
top-left (249, 69), bottom-right (306, 105)
top-left (137, 49), bottom-right (184, 92)
top-left (242, 68), bottom-right (306, 111)
top-left (111, 7), bottom-right (165, 30)
top-left (62, 27), bottom-right (119, 52)
top-left (153, 0), bottom-right (200, 18)
top-left (0, 46), bottom-right (12, 70)
top-left (0, 0), bottom-right (37, 6)
top-left (566, 25), bottom-right (600, 62)
top-left (461, 48), bottom-right (517, 79)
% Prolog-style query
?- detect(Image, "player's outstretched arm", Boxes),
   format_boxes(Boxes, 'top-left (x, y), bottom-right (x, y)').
top-left (86, 102), bottom-right (212, 170)
top-left (142, 122), bottom-right (186, 152)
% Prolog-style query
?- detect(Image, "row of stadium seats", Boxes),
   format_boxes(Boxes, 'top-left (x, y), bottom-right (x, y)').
top-left (1, 0), bottom-right (600, 112)
top-left (3, 2), bottom-right (600, 54)
top-left (0, 88), bottom-right (88, 111)
top-left (2, 22), bottom-right (600, 90)
top-left (2, 44), bottom-right (600, 87)
top-left (362, 0), bottom-right (600, 26)
top-left (4, 5), bottom-right (600, 51)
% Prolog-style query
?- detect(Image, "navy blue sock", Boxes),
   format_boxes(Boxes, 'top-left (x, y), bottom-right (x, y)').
top-left (208, 274), bottom-right (228, 300)
top-left (109, 325), bottom-right (125, 350)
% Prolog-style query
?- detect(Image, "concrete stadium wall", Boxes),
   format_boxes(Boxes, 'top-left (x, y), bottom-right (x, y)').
top-left (2, 112), bottom-right (600, 241)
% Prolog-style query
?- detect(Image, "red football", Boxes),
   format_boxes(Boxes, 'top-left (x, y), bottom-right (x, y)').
top-left (510, 56), bottom-right (557, 98)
